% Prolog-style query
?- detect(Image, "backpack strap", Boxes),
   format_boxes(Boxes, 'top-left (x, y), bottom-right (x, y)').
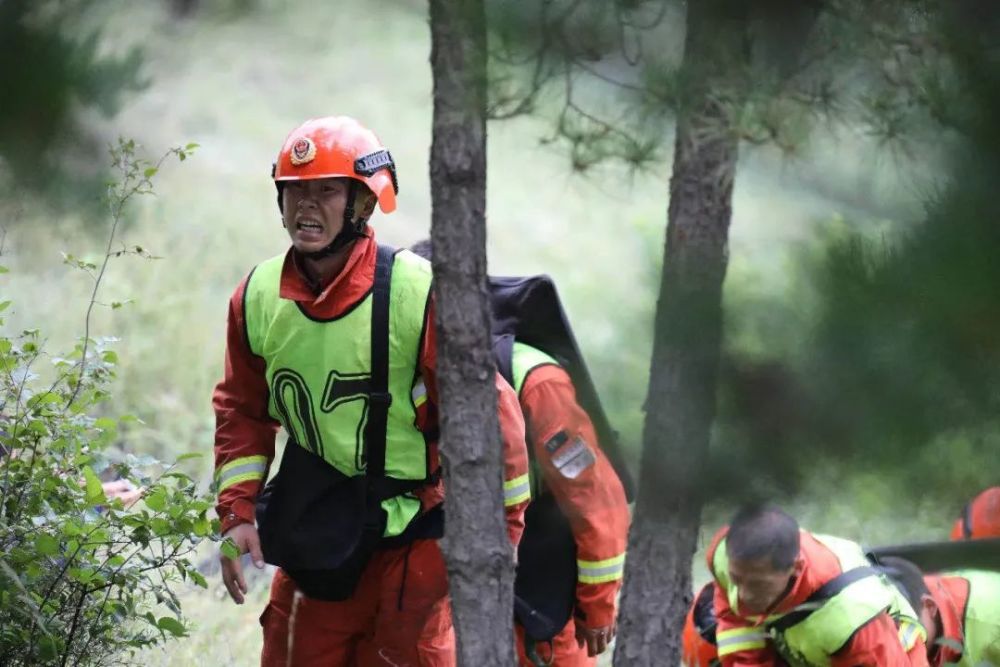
top-left (365, 244), bottom-right (395, 481)
top-left (962, 501), bottom-right (974, 539)
top-left (492, 333), bottom-right (516, 388)
top-left (767, 566), bottom-right (880, 632)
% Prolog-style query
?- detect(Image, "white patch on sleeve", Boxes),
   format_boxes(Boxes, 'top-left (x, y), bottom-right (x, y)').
top-left (550, 436), bottom-right (596, 479)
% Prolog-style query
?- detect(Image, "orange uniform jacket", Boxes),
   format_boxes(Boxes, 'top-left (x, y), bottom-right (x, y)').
top-left (950, 487), bottom-right (1000, 540)
top-left (213, 233), bottom-right (529, 544)
top-left (922, 574), bottom-right (970, 667)
top-left (520, 364), bottom-right (630, 629)
top-left (707, 528), bottom-right (929, 667)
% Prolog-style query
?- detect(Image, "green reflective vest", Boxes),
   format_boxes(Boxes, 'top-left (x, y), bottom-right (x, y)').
top-left (243, 248), bottom-right (432, 537)
top-left (944, 569), bottom-right (1000, 666)
top-left (510, 341), bottom-right (559, 395)
top-left (714, 532), bottom-right (924, 667)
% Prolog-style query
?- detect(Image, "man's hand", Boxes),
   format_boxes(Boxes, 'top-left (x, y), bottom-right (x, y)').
top-left (101, 479), bottom-right (143, 508)
top-left (575, 621), bottom-right (616, 657)
top-left (220, 522), bottom-right (264, 605)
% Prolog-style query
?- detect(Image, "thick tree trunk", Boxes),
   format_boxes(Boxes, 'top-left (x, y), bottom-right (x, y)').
top-left (428, 1), bottom-right (516, 665)
top-left (613, 3), bottom-right (746, 665)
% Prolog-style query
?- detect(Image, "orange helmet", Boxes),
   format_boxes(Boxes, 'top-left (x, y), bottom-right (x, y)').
top-left (682, 583), bottom-right (720, 667)
top-left (273, 116), bottom-right (398, 215)
top-left (951, 486), bottom-right (1000, 540)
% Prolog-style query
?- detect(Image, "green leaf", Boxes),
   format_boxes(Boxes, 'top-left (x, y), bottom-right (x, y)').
top-left (143, 167), bottom-right (158, 178)
top-left (157, 616), bottom-right (186, 637)
top-left (0, 301), bottom-right (10, 313)
top-left (193, 516), bottom-right (212, 537)
top-left (95, 417), bottom-right (117, 431)
top-left (101, 350), bottom-right (118, 364)
top-left (220, 538), bottom-right (241, 561)
top-left (189, 570), bottom-right (208, 588)
top-left (38, 636), bottom-right (60, 661)
top-left (184, 142), bottom-right (199, 151)
top-left (174, 452), bottom-right (202, 463)
top-left (150, 517), bottom-right (171, 536)
top-left (30, 391), bottom-right (61, 406)
top-left (936, 637), bottom-right (964, 653)
top-left (145, 487), bottom-right (167, 512)
top-left (82, 467), bottom-right (106, 505)
top-left (0, 265), bottom-right (8, 273)
top-left (34, 534), bottom-right (60, 557)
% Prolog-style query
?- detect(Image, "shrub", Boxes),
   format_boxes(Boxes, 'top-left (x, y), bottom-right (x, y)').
top-left (0, 139), bottom-right (214, 666)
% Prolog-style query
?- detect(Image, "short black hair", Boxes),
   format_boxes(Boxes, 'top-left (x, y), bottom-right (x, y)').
top-left (409, 239), bottom-right (432, 261)
top-left (872, 556), bottom-right (928, 612)
top-left (726, 504), bottom-right (800, 570)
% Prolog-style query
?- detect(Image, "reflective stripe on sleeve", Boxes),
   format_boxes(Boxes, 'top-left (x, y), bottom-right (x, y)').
top-left (503, 473), bottom-right (530, 507)
top-left (577, 553), bottom-right (626, 584)
top-left (411, 380), bottom-right (428, 408)
top-left (716, 627), bottom-right (768, 656)
top-left (215, 455), bottom-right (268, 492)
top-left (898, 618), bottom-right (924, 651)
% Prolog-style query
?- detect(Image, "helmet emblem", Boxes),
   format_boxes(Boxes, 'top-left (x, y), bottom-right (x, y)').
top-left (289, 137), bottom-right (316, 166)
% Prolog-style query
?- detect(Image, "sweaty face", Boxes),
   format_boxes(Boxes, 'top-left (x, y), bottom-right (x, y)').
top-left (281, 177), bottom-right (352, 254)
top-left (728, 556), bottom-right (797, 614)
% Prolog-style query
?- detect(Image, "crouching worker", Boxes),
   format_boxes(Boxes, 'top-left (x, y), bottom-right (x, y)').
top-left (708, 504), bottom-right (929, 666)
top-left (212, 117), bottom-right (530, 666)
top-left (878, 556), bottom-right (1000, 666)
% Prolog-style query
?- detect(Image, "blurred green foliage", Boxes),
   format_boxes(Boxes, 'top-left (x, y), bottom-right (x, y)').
top-left (0, 0), bottom-right (146, 211)
top-left (711, 3), bottom-right (1000, 507)
top-left (0, 139), bottom-right (213, 666)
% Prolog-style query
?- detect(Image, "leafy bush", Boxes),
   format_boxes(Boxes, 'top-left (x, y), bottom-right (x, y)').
top-left (0, 139), bottom-right (214, 666)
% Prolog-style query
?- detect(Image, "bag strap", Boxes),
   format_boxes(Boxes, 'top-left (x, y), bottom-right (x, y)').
top-left (492, 333), bottom-right (516, 388)
top-left (365, 244), bottom-right (395, 481)
top-left (962, 500), bottom-right (974, 539)
top-left (766, 566), bottom-right (879, 632)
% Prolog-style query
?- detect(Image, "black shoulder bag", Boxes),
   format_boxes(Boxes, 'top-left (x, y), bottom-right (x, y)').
top-left (255, 244), bottom-right (397, 601)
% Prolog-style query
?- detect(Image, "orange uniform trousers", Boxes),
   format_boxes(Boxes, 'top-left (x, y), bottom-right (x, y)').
top-left (260, 538), bottom-right (455, 667)
top-left (515, 619), bottom-right (594, 667)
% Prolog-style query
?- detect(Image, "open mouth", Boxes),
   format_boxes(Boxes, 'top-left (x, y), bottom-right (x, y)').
top-left (296, 219), bottom-right (323, 233)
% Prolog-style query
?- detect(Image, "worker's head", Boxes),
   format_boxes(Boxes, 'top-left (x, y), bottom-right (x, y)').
top-left (950, 487), bottom-right (1000, 540)
top-left (876, 556), bottom-right (938, 649)
top-left (725, 504), bottom-right (802, 614)
top-left (272, 116), bottom-right (398, 257)
top-left (682, 583), bottom-right (720, 667)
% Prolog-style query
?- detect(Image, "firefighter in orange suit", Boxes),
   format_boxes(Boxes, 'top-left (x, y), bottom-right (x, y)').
top-left (707, 504), bottom-right (929, 667)
top-left (950, 486), bottom-right (1000, 541)
top-left (409, 241), bottom-right (630, 665)
top-left (213, 117), bottom-right (530, 666)
top-left (510, 357), bottom-right (630, 665)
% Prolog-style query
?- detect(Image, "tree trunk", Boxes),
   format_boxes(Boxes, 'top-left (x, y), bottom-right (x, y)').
top-left (428, 1), bottom-right (517, 665)
top-left (613, 3), bottom-right (747, 665)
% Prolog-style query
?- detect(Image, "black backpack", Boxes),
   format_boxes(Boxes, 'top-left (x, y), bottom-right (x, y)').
top-left (488, 274), bottom-right (634, 642)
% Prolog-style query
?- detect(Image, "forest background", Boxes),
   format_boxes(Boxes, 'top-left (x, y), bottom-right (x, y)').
top-left (2, 0), bottom-right (995, 664)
